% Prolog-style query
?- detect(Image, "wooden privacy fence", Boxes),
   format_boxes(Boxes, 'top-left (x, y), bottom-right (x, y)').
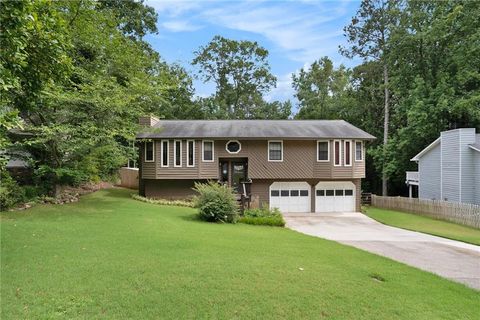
top-left (371, 195), bottom-right (480, 228)
top-left (118, 167), bottom-right (139, 189)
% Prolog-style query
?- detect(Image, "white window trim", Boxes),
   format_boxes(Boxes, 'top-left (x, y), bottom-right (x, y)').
top-left (268, 140), bottom-right (283, 162)
top-left (187, 140), bottom-right (195, 167)
top-left (225, 140), bottom-right (242, 154)
top-left (355, 140), bottom-right (364, 162)
top-left (344, 140), bottom-right (352, 167)
top-left (333, 140), bottom-right (342, 167)
top-left (160, 140), bottom-right (169, 167)
top-left (174, 140), bottom-right (182, 167)
top-left (316, 140), bottom-right (330, 162)
top-left (144, 141), bottom-right (154, 162)
top-left (202, 140), bottom-right (214, 162)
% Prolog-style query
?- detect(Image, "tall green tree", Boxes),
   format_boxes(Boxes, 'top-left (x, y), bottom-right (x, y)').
top-left (292, 57), bottom-right (351, 120)
top-left (1, 0), bottom-right (196, 192)
top-left (192, 35), bottom-right (278, 119)
top-left (383, 0), bottom-right (480, 192)
top-left (340, 0), bottom-right (399, 196)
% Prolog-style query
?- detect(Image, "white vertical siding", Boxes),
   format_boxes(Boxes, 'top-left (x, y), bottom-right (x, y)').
top-left (418, 144), bottom-right (441, 200)
top-left (440, 130), bottom-right (460, 202)
top-left (474, 152), bottom-right (480, 205)
top-left (460, 129), bottom-right (476, 203)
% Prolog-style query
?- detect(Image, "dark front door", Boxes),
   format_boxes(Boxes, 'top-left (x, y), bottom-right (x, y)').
top-left (231, 161), bottom-right (247, 193)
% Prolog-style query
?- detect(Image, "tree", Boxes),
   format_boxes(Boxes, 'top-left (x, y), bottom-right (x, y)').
top-left (192, 35), bottom-right (277, 119)
top-left (292, 57), bottom-right (351, 120)
top-left (0, 0), bottom-right (197, 194)
top-left (340, 0), bottom-right (399, 196)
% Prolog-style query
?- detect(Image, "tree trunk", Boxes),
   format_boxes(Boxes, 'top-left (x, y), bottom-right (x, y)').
top-left (382, 63), bottom-right (389, 196)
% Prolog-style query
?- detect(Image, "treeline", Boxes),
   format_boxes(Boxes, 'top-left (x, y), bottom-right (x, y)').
top-left (1, 0), bottom-right (479, 208)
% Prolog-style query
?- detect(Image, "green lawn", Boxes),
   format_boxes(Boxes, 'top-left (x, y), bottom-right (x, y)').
top-left (365, 207), bottom-right (480, 246)
top-left (1, 189), bottom-right (479, 319)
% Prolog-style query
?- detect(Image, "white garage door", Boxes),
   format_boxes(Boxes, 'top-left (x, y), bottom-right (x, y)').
top-left (315, 181), bottom-right (355, 213)
top-left (269, 182), bottom-right (311, 213)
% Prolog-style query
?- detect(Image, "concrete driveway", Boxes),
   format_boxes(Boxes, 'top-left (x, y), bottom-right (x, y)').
top-left (284, 212), bottom-right (480, 290)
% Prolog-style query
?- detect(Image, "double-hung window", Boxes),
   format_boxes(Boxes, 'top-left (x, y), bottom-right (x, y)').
top-left (161, 140), bottom-right (169, 167)
top-left (174, 140), bottom-right (182, 167)
top-left (333, 140), bottom-right (342, 166)
top-left (355, 141), bottom-right (363, 161)
top-left (145, 141), bottom-right (154, 162)
top-left (187, 140), bottom-right (195, 167)
top-left (202, 140), bottom-right (214, 162)
top-left (268, 141), bottom-right (283, 162)
top-left (344, 140), bottom-right (352, 166)
top-left (317, 141), bottom-right (329, 162)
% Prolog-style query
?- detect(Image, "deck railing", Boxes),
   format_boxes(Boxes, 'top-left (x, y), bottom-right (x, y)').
top-left (405, 171), bottom-right (419, 183)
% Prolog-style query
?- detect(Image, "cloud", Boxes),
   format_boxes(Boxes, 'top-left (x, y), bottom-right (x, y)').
top-left (145, 0), bottom-right (202, 17)
top-left (200, 1), bottom-right (350, 63)
top-left (162, 20), bottom-right (202, 32)
top-left (265, 73), bottom-right (295, 103)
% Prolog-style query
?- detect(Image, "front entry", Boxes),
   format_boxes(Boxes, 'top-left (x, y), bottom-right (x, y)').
top-left (219, 159), bottom-right (248, 193)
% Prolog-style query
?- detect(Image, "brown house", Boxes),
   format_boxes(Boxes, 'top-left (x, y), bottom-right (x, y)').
top-left (136, 116), bottom-right (375, 213)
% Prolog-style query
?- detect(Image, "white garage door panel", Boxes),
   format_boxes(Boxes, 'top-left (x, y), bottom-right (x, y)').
top-left (270, 182), bottom-right (310, 213)
top-left (315, 182), bottom-right (355, 213)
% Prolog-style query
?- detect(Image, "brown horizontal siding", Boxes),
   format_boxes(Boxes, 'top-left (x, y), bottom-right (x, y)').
top-left (140, 139), bottom-right (366, 180)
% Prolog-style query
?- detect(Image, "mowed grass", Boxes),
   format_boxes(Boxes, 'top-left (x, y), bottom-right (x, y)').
top-left (365, 207), bottom-right (480, 246)
top-left (1, 189), bottom-right (479, 319)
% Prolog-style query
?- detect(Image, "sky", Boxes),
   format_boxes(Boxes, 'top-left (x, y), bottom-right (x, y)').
top-left (144, 0), bottom-right (362, 104)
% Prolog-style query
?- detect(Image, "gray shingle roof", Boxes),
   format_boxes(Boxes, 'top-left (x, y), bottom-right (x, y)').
top-left (136, 120), bottom-right (376, 140)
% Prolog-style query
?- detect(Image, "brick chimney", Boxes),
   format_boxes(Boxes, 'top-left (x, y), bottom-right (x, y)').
top-left (139, 115), bottom-right (159, 127)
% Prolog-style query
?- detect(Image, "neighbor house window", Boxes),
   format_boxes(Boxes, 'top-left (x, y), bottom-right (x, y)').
top-left (317, 140), bottom-right (329, 162)
top-left (187, 140), bottom-right (195, 167)
top-left (161, 140), bottom-right (169, 167)
top-left (344, 140), bottom-right (352, 166)
top-left (355, 141), bottom-right (363, 161)
top-left (268, 141), bottom-right (283, 161)
top-left (145, 141), bottom-right (154, 162)
top-left (174, 140), bottom-right (182, 167)
top-left (202, 140), bottom-right (214, 162)
top-left (333, 140), bottom-right (342, 166)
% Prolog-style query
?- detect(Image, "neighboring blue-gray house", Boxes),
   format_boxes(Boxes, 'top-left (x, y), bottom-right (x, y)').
top-left (406, 128), bottom-right (480, 205)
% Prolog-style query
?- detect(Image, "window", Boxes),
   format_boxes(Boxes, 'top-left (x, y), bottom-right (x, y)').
top-left (316, 190), bottom-right (325, 196)
top-left (290, 190), bottom-right (299, 197)
top-left (145, 141), bottom-right (154, 162)
top-left (335, 189), bottom-right (344, 196)
top-left (334, 140), bottom-right (342, 166)
top-left (280, 190), bottom-right (289, 197)
top-left (300, 190), bottom-right (308, 197)
top-left (161, 140), bottom-right (169, 167)
top-left (226, 140), bottom-right (241, 154)
top-left (174, 140), bottom-right (182, 167)
top-left (317, 141), bottom-right (329, 162)
top-left (268, 141), bottom-right (283, 161)
top-left (202, 140), bottom-right (214, 162)
top-left (326, 189), bottom-right (334, 196)
top-left (271, 190), bottom-right (280, 197)
top-left (344, 140), bottom-right (351, 166)
top-left (187, 140), bottom-right (195, 167)
top-left (355, 141), bottom-right (363, 161)
top-left (345, 189), bottom-right (353, 196)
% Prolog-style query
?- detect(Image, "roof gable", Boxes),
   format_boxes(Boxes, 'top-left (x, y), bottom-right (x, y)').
top-left (411, 138), bottom-right (441, 161)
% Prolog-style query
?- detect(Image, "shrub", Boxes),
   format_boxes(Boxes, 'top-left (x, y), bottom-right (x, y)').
top-left (239, 206), bottom-right (285, 227)
top-left (131, 194), bottom-right (194, 207)
top-left (193, 181), bottom-right (238, 223)
top-left (0, 171), bottom-right (25, 210)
